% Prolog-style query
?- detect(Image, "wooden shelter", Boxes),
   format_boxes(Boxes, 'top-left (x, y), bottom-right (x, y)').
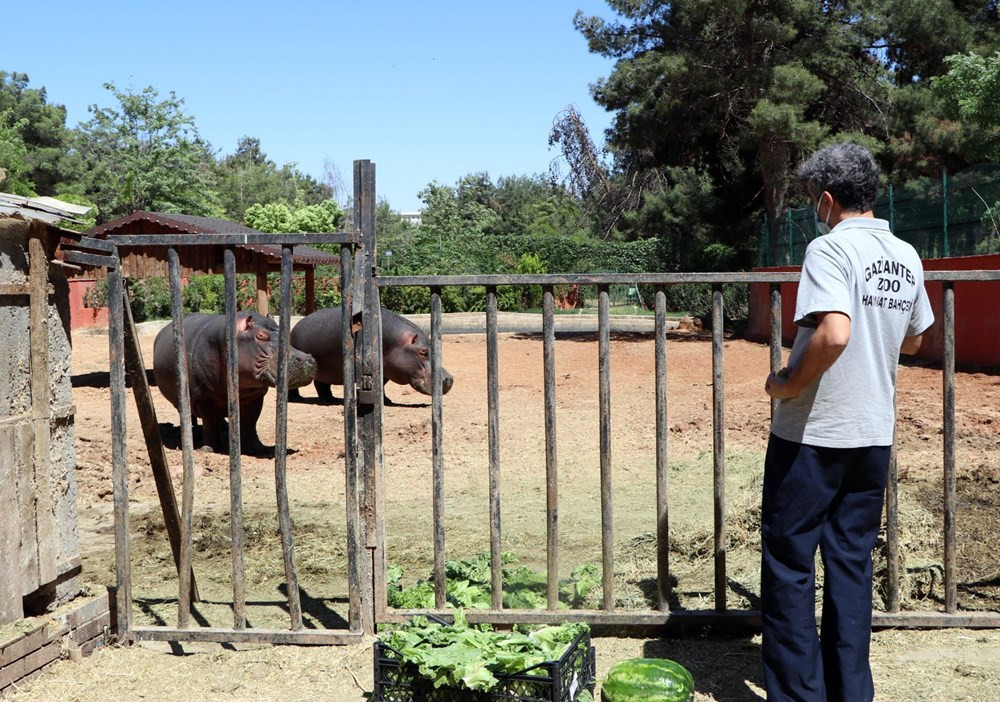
top-left (70, 211), bottom-right (340, 314)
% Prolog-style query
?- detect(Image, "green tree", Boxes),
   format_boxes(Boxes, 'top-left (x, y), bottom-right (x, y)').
top-left (0, 72), bottom-right (71, 195)
top-left (213, 136), bottom-right (332, 222)
top-left (70, 82), bottom-right (222, 222)
top-left (933, 51), bottom-right (1000, 160)
top-left (0, 108), bottom-right (33, 195)
top-left (573, 1), bottom-right (999, 267)
top-left (244, 198), bottom-right (344, 233)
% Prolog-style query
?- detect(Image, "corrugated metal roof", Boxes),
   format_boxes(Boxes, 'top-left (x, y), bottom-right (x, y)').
top-left (86, 210), bottom-right (340, 266)
top-left (0, 192), bottom-right (92, 225)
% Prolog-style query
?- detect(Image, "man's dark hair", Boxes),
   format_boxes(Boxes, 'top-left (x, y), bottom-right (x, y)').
top-left (796, 143), bottom-right (880, 213)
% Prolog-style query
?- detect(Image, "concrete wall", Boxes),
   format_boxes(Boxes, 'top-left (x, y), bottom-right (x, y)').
top-left (0, 217), bottom-right (80, 626)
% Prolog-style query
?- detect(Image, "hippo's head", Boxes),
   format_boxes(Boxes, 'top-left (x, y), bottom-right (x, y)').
top-left (237, 312), bottom-right (317, 389)
top-left (383, 323), bottom-right (454, 396)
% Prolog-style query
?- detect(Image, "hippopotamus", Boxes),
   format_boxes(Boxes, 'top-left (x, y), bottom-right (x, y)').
top-left (153, 312), bottom-right (317, 455)
top-left (289, 307), bottom-right (454, 403)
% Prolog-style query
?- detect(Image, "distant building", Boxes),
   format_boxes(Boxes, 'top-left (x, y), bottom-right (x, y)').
top-left (399, 211), bottom-right (423, 226)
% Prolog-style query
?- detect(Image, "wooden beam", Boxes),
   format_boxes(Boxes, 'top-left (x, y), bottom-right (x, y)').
top-left (0, 426), bottom-right (24, 624)
top-left (121, 288), bottom-right (198, 603)
top-left (256, 266), bottom-right (269, 315)
top-left (305, 267), bottom-right (316, 315)
top-left (130, 626), bottom-right (364, 646)
top-left (28, 227), bottom-right (56, 587)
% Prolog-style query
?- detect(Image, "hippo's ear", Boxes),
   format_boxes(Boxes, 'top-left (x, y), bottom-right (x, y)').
top-left (237, 315), bottom-right (253, 333)
top-left (403, 331), bottom-right (418, 345)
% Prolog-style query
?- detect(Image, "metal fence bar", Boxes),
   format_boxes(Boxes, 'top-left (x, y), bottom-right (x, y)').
top-left (712, 284), bottom-right (727, 612)
top-left (543, 286), bottom-right (559, 610)
top-left (431, 287), bottom-right (447, 609)
top-left (108, 256), bottom-right (133, 640)
top-left (943, 281), bottom-right (957, 614)
top-left (486, 286), bottom-right (503, 610)
top-left (274, 245), bottom-right (303, 630)
top-left (598, 285), bottom-right (614, 611)
top-left (769, 284), bottom-right (782, 419)
top-left (341, 244), bottom-right (362, 633)
top-left (167, 248), bottom-right (197, 629)
top-left (223, 247), bottom-right (247, 629)
top-left (654, 288), bottom-right (670, 612)
top-left (886, 427), bottom-right (900, 612)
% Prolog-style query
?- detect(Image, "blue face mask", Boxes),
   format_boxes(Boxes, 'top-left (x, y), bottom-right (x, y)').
top-left (814, 195), bottom-right (832, 235)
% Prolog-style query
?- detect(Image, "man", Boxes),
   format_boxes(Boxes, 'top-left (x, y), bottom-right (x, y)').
top-left (761, 142), bottom-right (934, 702)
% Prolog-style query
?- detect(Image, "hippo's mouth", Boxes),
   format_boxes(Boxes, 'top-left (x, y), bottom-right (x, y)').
top-left (410, 373), bottom-right (454, 396)
top-left (254, 349), bottom-right (316, 389)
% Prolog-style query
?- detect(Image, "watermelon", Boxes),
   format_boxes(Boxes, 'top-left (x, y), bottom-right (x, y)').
top-left (601, 658), bottom-right (695, 702)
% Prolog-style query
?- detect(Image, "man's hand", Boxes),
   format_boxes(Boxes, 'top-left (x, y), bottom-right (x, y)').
top-left (765, 367), bottom-right (800, 400)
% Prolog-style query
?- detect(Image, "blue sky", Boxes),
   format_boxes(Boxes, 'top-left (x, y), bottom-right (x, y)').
top-left (8, 1), bottom-right (619, 212)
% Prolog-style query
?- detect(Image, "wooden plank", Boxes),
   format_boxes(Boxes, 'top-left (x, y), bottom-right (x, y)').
top-left (379, 273), bottom-right (806, 286)
top-left (28, 231), bottom-right (56, 587)
top-left (122, 284), bottom-right (198, 603)
top-left (167, 249), bottom-right (196, 630)
top-left (64, 593), bottom-right (110, 629)
top-left (14, 421), bottom-right (38, 596)
top-left (224, 248), bottom-right (246, 629)
top-left (256, 266), bottom-right (269, 315)
top-left (0, 639), bottom-right (61, 689)
top-left (107, 263), bottom-right (132, 639)
top-left (0, 426), bottom-right (24, 623)
top-left (486, 287), bottom-right (503, 610)
top-left (340, 244), bottom-right (362, 633)
top-left (0, 405), bottom-right (73, 431)
top-left (71, 614), bottom-right (110, 646)
top-left (654, 289), bottom-right (670, 612)
top-left (130, 626), bottom-right (364, 646)
top-left (711, 285), bottom-right (727, 612)
top-left (598, 286), bottom-right (614, 611)
top-left (274, 246), bottom-right (304, 631)
top-left (305, 267), bottom-right (316, 315)
top-left (108, 232), bottom-right (357, 246)
top-left (542, 287), bottom-right (559, 610)
top-left (0, 626), bottom-right (46, 668)
top-left (384, 608), bottom-right (1000, 630)
top-left (0, 283), bottom-right (29, 296)
top-left (943, 282), bottom-right (957, 614)
top-left (61, 250), bottom-right (116, 269)
top-left (430, 288), bottom-right (446, 609)
top-left (355, 159), bottom-right (385, 634)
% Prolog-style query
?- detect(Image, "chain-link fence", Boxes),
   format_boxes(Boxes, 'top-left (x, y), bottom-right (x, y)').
top-left (758, 164), bottom-right (1000, 267)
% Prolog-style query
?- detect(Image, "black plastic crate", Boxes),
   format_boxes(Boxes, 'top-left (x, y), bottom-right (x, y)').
top-left (373, 627), bottom-right (596, 702)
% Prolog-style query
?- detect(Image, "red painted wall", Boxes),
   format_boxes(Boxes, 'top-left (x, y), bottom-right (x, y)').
top-left (68, 279), bottom-right (108, 330)
top-left (748, 254), bottom-right (1000, 368)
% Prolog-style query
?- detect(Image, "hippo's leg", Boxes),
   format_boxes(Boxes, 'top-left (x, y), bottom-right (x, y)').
top-left (288, 387), bottom-right (303, 402)
top-left (197, 406), bottom-right (227, 453)
top-left (240, 394), bottom-right (271, 456)
top-left (314, 381), bottom-right (335, 403)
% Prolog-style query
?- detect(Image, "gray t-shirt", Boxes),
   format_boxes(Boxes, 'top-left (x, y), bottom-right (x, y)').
top-left (771, 217), bottom-right (934, 448)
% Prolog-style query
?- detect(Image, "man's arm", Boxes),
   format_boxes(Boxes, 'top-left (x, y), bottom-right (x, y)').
top-left (900, 334), bottom-right (923, 355)
top-left (766, 311), bottom-right (851, 400)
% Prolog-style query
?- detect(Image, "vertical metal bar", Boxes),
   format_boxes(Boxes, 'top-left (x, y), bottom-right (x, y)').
top-left (274, 245), bottom-right (303, 630)
top-left (711, 284), bottom-right (727, 612)
top-left (886, 425), bottom-right (900, 612)
top-left (486, 286), bottom-right (503, 610)
top-left (769, 284), bottom-right (782, 420)
top-left (943, 281), bottom-right (957, 613)
top-left (108, 257), bottom-right (132, 640)
top-left (223, 247), bottom-right (246, 629)
top-left (430, 287), bottom-right (446, 609)
top-left (654, 288), bottom-right (670, 612)
top-left (341, 245), bottom-right (362, 633)
top-left (598, 285), bottom-right (614, 611)
top-left (942, 172), bottom-right (950, 258)
top-left (888, 183), bottom-right (895, 232)
top-left (543, 286), bottom-right (559, 610)
top-left (167, 248), bottom-right (196, 629)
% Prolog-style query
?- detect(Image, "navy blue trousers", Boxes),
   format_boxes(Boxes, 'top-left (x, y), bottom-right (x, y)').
top-left (761, 434), bottom-right (890, 702)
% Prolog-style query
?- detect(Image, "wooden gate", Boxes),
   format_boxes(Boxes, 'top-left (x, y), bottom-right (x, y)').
top-left (101, 161), bottom-right (379, 644)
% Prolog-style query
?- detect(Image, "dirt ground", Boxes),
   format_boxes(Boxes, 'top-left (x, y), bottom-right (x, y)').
top-left (8, 320), bottom-right (1000, 700)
